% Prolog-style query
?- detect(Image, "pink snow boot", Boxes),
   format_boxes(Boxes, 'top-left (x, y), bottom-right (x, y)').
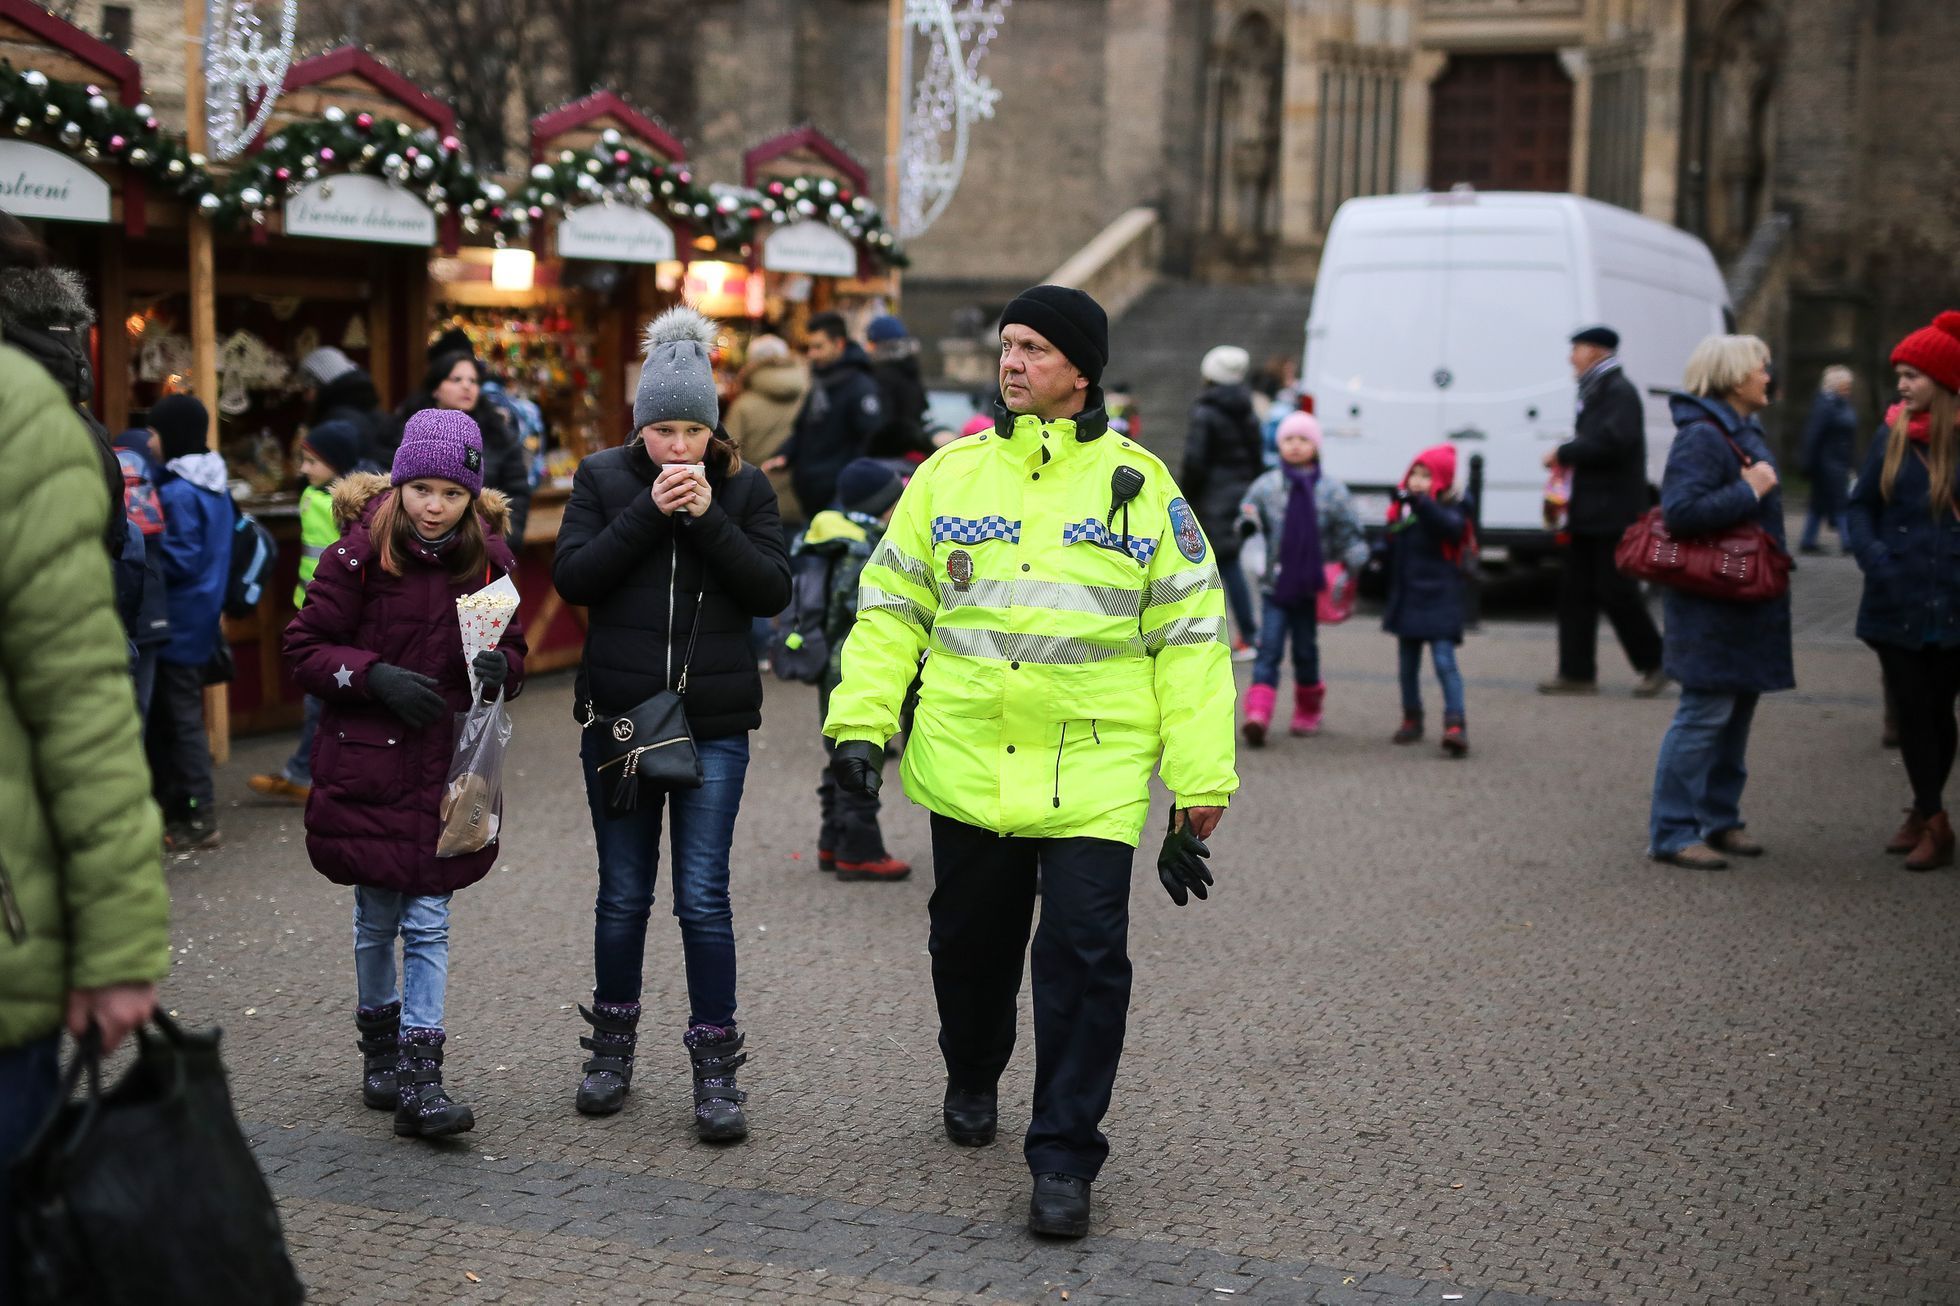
top-left (1290, 683), bottom-right (1325, 736)
top-left (1242, 683), bottom-right (1277, 747)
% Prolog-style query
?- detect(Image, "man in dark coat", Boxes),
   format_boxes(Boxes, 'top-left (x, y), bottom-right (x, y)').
top-left (1180, 345), bottom-right (1266, 649)
top-left (1798, 365), bottom-right (1858, 555)
top-left (299, 346), bottom-right (388, 468)
top-left (766, 312), bottom-right (885, 514)
top-left (1540, 325), bottom-right (1665, 696)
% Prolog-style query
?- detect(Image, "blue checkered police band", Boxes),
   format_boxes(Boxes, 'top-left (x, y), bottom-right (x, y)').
top-left (930, 515), bottom-right (1023, 546)
top-left (1061, 518), bottom-right (1159, 567)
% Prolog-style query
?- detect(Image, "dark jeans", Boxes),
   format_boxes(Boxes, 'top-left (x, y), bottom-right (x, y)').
top-left (1398, 638), bottom-right (1466, 719)
top-left (145, 659), bottom-right (215, 822)
top-left (926, 814), bottom-right (1134, 1181)
top-left (1218, 555), bottom-right (1258, 645)
top-left (817, 684), bottom-right (887, 861)
top-left (1251, 593), bottom-right (1318, 688)
top-left (1873, 643), bottom-right (1960, 816)
top-left (1556, 532), bottom-right (1662, 682)
top-left (580, 731), bottom-right (749, 1026)
top-left (1, 1033), bottom-right (63, 1290)
top-left (1801, 462), bottom-right (1850, 551)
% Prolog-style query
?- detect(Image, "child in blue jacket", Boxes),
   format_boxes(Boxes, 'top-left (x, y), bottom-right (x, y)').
top-left (1382, 444), bottom-right (1475, 758)
top-left (145, 394), bottom-right (233, 850)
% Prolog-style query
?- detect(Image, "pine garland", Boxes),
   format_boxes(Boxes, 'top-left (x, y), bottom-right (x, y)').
top-left (0, 63), bottom-right (214, 201)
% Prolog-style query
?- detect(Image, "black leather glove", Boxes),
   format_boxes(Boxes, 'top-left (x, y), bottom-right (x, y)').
top-left (366, 662), bottom-right (445, 729)
top-left (1156, 812), bottom-right (1214, 906)
top-left (472, 649), bottom-right (509, 697)
top-left (831, 740), bottom-right (883, 797)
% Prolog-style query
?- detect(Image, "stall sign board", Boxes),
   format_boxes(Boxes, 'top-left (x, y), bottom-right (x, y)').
top-left (762, 220), bottom-right (857, 276)
top-left (286, 174), bottom-right (437, 246)
top-left (558, 204), bottom-right (676, 264)
top-left (0, 141), bottom-right (111, 224)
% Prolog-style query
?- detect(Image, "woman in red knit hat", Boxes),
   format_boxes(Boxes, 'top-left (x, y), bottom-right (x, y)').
top-left (1845, 310), bottom-right (1960, 870)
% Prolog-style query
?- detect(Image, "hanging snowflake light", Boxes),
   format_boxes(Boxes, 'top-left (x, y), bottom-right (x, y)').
top-left (203, 0), bottom-right (298, 161)
top-left (899, 0), bottom-right (1009, 240)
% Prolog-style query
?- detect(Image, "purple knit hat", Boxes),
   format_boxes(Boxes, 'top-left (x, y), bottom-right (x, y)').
top-left (392, 409), bottom-right (484, 496)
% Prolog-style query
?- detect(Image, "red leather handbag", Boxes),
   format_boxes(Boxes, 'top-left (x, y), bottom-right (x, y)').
top-left (1615, 437), bottom-right (1791, 603)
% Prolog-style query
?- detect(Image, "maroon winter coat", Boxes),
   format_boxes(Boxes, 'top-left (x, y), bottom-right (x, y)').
top-left (284, 473), bottom-right (529, 895)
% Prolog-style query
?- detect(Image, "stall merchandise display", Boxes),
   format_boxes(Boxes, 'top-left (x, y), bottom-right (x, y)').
top-left (437, 308), bottom-right (603, 472)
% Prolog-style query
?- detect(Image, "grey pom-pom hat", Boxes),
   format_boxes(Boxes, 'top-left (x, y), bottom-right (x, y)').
top-left (634, 305), bottom-right (721, 430)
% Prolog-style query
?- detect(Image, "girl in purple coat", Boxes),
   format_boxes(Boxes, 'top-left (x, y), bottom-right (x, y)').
top-left (284, 410), bottom-right (528, 1139)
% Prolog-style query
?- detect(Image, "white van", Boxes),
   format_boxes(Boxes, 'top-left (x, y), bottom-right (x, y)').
top-left (1301, 189), bottom-right (1731, 560)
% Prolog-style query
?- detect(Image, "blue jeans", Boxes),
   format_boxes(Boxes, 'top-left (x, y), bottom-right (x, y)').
top-left (581, 731), bottom-right (749, 1025)
top-left (1, 1032), bottom-right (63, 1286)
top-left (1398, 638), bottom-right (1466, 718)
top-left (1252, 594), bottom-right (1319, 688)
top-left (1219, 556), bottom-right (1258, 646)
top-left (353, 888), bottom-right (453, 1029)
top-left (283, 694), bottom-right (323, 785)
top-left (1649, 689), bottom-right (1760, 856)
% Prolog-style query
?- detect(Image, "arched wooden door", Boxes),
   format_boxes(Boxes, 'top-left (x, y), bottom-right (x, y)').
top-left (1428, 53), bottom-right (1573, 193)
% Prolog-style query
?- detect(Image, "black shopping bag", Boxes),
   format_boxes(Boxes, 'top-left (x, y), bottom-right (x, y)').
top-left (8, 1012), bottom-right (305, 1306)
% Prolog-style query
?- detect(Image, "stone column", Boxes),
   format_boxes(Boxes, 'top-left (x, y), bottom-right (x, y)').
top-left (1561, 46), bottom-right (1591, 197)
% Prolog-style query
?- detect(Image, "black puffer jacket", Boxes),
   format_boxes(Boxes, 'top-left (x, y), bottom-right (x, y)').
top-left (1, 265), bottom-right (126, 565)
top-left (553, 440), bottom-right (791, 739)
top-left (1179, 382), bottom-right (1265, 562)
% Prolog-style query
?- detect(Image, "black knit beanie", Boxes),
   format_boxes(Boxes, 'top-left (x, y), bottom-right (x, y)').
top-left (998, 285), bottom-right (1108, 386)
top-left (149, 393), bottom-right (211, 462)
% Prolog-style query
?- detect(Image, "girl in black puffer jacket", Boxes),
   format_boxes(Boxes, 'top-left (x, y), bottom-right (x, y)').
top-left (552, 306), bottom-right (790, 1142)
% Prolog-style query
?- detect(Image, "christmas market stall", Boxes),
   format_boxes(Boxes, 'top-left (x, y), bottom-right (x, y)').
top-left (120, 47), bottom-right (481, 733)
top-left (738, 126), bottom-right (905, 339)
top-left (0, 0), bottom-right (210, 430)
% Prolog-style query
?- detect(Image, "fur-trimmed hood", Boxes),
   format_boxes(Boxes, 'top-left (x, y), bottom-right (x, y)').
top-left (0, 266), bottom-right (95, 331)
top-left (330, 470), bottom-right (513, 537)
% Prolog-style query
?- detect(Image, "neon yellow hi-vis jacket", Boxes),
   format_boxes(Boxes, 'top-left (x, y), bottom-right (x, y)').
top-left (823, 409), bottom-right (1238, 846)
top-left (293, 482), bottom-right (336, 607)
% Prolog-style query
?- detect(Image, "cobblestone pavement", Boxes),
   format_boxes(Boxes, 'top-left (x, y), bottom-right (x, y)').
top-left (155, 549), bottom-right (1958, 1305)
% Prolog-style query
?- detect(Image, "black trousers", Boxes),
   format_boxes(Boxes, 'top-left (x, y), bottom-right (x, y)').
top-left (1557, 531), bottom-right (1662, 681)
top-left (817, 685), bottom-right (887, 861)
top-left (926, 814), bottom-right (1133, 1181)
top-left (145, 659), bottom-right (216, 821)
top-left (1873, 643), bottom-right (1960, 816)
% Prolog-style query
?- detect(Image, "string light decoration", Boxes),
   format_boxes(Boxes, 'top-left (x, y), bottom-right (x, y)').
top-left (898, 0), bottom-right (1008, 240)
top-left (202, 0), bottom-right (298, 160)
top-left (212, 107), bottom-right (501, 229)
top-left (497, 130), bottom-right (733, 250)
top-left (0, 65), bottom-right (215, 200)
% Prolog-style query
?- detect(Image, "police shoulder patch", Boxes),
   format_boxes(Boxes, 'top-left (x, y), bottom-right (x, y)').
top-left (1168, 497), bottom-right (1207, 563)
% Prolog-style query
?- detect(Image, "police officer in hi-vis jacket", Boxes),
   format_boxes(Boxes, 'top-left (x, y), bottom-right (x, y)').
top-left (824, 285), bottom-right (1239, 1237)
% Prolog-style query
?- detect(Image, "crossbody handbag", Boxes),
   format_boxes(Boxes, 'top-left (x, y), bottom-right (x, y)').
top-left (1615, 433), bottom-right (1791, 604)
top-left (581, 580), bottom-right (706, 815)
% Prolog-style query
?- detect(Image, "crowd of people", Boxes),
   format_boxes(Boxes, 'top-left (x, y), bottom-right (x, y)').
top-left (5, 181), bottom-right (1959, 1263)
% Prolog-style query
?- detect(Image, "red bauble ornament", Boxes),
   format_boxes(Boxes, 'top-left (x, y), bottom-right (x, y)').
top-left (613, 149), bottom-right (629, 165)
top-left (355, 112), bottom-right (374, 130)
top-left (441, 135), bottom-right (460, 152)
top-left (746, 206), bottom-right (764, 221)
top-left (275, 167), bottom-right (291, 180)
top-left (767, 181), bottom-right (785, 196)
top-left (107, 135), bottom-right (126, 152)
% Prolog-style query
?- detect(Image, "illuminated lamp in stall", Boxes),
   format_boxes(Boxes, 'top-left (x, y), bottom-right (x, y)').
top-left (491, 248), bottom-right (537, 292)
top-left (682, 260), bottom-right (750, 318)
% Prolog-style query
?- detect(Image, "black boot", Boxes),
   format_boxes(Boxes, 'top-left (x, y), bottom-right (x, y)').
top-left (1392, 710), bottom-right (1424, 744)
top-left (354, 1001), bottom-right (400, 1110)
top-left (943, 1083), bottom-right (997, 1146)
top-left (1028, 1173), bottom-right (1092, 1238)
top-left (684, 1024), bottom-right (749, 1142)
top-left (575, 1000), bottom-right (641, 1117)
top-left (394, 1027), bottom-right (475, 1139)
top-left (1441, 713), bottom-right (1468, 758)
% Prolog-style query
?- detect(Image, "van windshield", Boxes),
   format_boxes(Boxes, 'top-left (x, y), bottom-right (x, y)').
top-left (1314, 264), bottom-right (1577, 398)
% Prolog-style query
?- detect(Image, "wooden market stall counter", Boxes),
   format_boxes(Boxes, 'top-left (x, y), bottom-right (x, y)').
top-left (220, 482), bottom-right (587, 736)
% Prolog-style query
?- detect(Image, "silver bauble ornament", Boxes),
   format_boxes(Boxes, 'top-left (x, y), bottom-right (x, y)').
top-left (323, 106), bottom-right (346, 123)
top-left (23, 70), bottom-right (48, 89)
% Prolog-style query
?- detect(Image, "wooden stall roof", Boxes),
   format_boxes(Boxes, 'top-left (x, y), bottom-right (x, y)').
top-left (0, 0), bottom-right (141, 104)
top-left (742, 125), bottom-right (869, 192)
top-left (267, 47), bottom-right (456, 139)
top-left (532, 90), bottom-right (685, 164)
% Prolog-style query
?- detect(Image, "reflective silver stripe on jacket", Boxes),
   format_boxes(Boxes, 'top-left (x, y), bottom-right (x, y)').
top-left (937, 578), bottom-right (1142, 619)
top-left (1144, 566), bottom-right (1221, 610)
top-left (868, 538), bottom-right (933, 589)
top-left (931, 626), bottom-right (1147, 665)
top-left (300, 544), bottom-right (326, 560)
top-left (1142, 615), bottom-right (1228, 652)
top-left (858, 584), bottom-right (935, 631)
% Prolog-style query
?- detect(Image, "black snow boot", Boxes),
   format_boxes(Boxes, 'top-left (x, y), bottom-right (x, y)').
top-left (684, 1024), bottom-right (749, 1143)
top-left (575, 1000), bottom-right (641, 1117)
top-left (1392, 710), bottom-right (1425, 745)
top-left (393, 1027), bottom-right (475, 1139)
top-left (354, 1001), bottom-right (401, 1110)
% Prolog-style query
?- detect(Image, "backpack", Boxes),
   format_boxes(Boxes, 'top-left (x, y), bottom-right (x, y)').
top-left (223, 509), bottom-right (280, 617)
top-left (769, 548), bottom-right (836, 684)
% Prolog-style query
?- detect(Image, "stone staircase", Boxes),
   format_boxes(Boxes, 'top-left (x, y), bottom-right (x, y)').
top-left (1107, 280), bottom-right (1317, 466)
